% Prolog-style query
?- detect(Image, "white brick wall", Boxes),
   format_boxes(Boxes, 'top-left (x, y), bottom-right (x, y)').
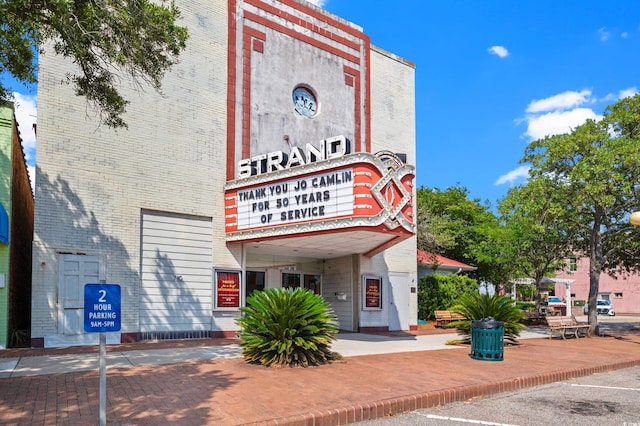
top-left (369, 45), bottom-right (418, 327)
top-left (31, 1), bottom-right (419, 340)
top-left (32, 0), bottom-right (236, 339)
top-left (370, 46), bottom-right (416, 164)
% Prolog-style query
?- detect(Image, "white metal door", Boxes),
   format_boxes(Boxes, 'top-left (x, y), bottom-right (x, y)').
top-left (388, 272), bottom-right (410, 331)
top-left (58, 255), bottom-right (100, 335)
top-left (140, 212), bottom-right (212, 333)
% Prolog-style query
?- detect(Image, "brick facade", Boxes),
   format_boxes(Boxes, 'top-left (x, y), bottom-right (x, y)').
top-left (32, 0), bottom-right (417, 347)
top-left (554, 257), bottom-right (640, 314)
top-left (0, 103), bottom-right (34, 348)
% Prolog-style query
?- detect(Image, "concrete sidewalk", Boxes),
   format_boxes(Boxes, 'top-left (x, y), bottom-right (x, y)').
top-left (0, 327), bottom-right (639, 425)
top-left (0, 329), bottom-right (547, 378)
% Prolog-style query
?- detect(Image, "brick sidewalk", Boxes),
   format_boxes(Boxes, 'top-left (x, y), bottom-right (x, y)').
top-left (1, 333), bottom-right (639, 425)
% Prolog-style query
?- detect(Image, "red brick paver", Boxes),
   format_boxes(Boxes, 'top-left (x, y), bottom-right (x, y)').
top-left (1, 334), bottom-right (639, 425)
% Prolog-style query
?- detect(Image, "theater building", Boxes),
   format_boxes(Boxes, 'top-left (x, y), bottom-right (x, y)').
top-left (31, 0), bottom-right (417, 347)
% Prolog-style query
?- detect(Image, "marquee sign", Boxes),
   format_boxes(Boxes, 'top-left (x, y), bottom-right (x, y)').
top-left (236, 168), bottom-right (354, 229)
top-left (237, 135), bottom-right (349, 178)
top-left (224, 150), bottom-right (415, 244)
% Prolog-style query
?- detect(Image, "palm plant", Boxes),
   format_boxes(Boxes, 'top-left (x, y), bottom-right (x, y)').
top-left (237, 287), bottom-right (342, 367)
top-left (450, 293), bottom-right (526, 343)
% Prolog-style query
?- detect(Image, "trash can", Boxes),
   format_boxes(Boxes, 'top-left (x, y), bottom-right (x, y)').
top-left (470, 317), bottom-right (504, 361)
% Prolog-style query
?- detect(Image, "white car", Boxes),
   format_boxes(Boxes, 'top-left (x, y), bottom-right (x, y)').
top-left (583, 300), bottom-right (615, 316)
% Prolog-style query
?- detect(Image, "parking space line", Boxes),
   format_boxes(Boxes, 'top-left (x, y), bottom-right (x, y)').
top-left (570, 384), bottom-right (640, 391)
top-left (419, 413), bottom-right (519, 425)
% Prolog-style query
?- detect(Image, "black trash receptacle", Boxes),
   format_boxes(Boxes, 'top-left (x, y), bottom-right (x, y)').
top-left (470, 317), bottom-right (504, 361)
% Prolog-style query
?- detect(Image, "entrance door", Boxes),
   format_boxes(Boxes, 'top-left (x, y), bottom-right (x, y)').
top-left (58, 254), bottom-right (100, 335)
top-left (304, 274), bottom-right (321, 294)
top-left (388, 272), bottom-right (410, 331)
top-left (282, 273), bottom-right (321, 295)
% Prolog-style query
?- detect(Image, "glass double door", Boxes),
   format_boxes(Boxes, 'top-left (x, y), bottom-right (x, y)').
top-left (282, 273), bottom-right (321, 295)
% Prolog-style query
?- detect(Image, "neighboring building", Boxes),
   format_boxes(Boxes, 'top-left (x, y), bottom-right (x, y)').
top-left (0, 103), bottom-right (34, 348)
top-left (32, 0), bottom-right (417, 347)
top-left (553, 257), bottom-right (640, 314)
top-left (417, 250), bottom-right (476, 279)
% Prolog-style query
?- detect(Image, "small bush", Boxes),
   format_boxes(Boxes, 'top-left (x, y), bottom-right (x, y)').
top-left (450, 293), bottom-right (526, 343)
top-left (237, 287), bottom-right (341, 367)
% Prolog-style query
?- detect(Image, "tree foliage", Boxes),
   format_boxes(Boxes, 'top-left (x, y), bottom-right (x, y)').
top-left (0, 0), bottom-right (189, 128)
top-left (417, 274), bottom-right (478, 321)
top-left (521, 94), bottom-right (640, 333)
top-left (497, 177), bottom-right (575, 306)
top-left (416, 186), bottom-right (504, 284)
top-left (415, 202), bottom-right (456, 255)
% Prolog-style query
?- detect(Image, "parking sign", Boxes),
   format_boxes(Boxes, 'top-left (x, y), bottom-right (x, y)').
top-left (84, 284), bottom-right (121, 332)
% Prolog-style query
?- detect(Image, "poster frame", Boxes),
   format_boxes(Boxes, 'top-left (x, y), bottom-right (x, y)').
top-left (214, 269), bottom-right (243, 310)
top-left (362, 275), bottom-right (383, 311)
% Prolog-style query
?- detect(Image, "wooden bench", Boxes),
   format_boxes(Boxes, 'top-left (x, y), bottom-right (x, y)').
top-left (524, 310), bottom-right (543, 324)
top-left (434, 310), bottom-right (466, 328)
top-left (546, 316), bottom-right (591, 339)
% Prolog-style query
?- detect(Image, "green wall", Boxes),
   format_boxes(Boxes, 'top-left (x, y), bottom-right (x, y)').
top-left (0, 104), bottom-right (14, 347)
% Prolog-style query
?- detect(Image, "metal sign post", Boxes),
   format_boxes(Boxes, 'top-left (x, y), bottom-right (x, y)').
top-left (84, 284), bottom-right (121, 426)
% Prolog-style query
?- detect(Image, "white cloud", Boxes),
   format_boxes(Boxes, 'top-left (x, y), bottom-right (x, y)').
top-left (495, 165), bottom-right (530, 186)
top-left (599, 27), bottom-right (610, 41)
top-left (600, 93), bottom-right (616, 102)
top-left (525, 89), bottom-right (593, 114)
top-left (618, 87), bottom-right (638, 99)
top-left (525, 108), bottom-right (599, 140)
top-left (488, 45), bottom-right (509, 58)
top-left (305, 0), bottom-right (327, 7)
top-left (519, 86), bottom-right (637, 144)
top-left (603, 87), bottom-right (639, 102)
top-left (518, 88), bottom-right (613, 142)
top-left (12, 92), bottom-right (37, 158)
top-left (12, 92), bottom-right (37, 192)
top-left (28, 165), bottom-right (35, 194)
top-left (621, 31), bottom-right (629, 38)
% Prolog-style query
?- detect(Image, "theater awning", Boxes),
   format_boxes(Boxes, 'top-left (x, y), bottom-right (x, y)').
top-left (224, 151), bottom-right (415, 258)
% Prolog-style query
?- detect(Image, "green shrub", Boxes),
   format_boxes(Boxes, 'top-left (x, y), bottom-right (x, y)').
top-left (515, 301), bottom-right (536, 311)
top-left (237, 287), bottom-right (341, 367)
top-left (450, 293), bottom-right (526, 343)
top-left (418, 274), bottom-right (479, 321)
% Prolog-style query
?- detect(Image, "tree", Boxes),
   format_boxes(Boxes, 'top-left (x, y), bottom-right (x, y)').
top-left (0, 0), bottom-right (188, 128)
top-left (522, 94), bottom-right (640, 334)
top-left (416, 186), bottom-right (503, 284)
top-left (497, 177), bottom-right (575, 308)
top-left (415, 202), bottom-right (455, 255)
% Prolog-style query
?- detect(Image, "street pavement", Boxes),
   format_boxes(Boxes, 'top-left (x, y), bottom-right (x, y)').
top-left (0, 317), bottom-right (638, 425)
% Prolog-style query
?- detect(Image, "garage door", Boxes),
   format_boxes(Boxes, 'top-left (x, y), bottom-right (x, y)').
top-left (140, 211), bottom-right (212, 336)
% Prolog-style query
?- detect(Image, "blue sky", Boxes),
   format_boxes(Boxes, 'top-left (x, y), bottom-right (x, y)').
top-left (4, 1), bottom-right (640, 206)
top-left (316, 0), bottom-right (640, 206)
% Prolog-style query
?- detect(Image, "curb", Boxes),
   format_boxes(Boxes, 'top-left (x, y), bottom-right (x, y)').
top-left (255, 359), bottom-right (640, 426)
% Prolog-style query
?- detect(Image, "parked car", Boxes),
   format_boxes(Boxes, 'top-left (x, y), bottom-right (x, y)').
top-left (546, 296), bottom-right (564, 307)
top-left (583, 300), bottom-right (615, 316)
top-left (543, 296), bottom-right (566, 316)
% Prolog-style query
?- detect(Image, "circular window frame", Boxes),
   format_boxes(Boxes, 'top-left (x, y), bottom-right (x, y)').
top-left (292, 85), bottom-right (319, 118)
